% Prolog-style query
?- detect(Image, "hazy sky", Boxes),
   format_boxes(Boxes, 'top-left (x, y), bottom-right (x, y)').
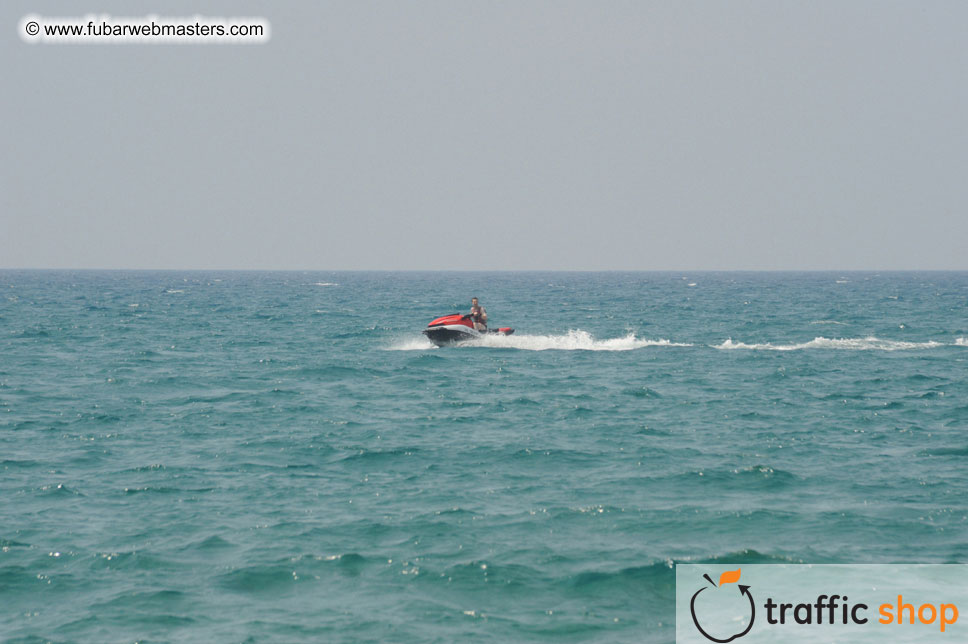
top-left (2, 1), bottom-right (966, 270)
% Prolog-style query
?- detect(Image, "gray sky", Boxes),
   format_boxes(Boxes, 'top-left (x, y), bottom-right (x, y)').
top-left (2, 1), bottom-right (966, 270)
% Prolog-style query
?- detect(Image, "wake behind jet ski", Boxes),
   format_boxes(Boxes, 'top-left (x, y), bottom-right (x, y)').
top-left (422, 313), bottom-right (514, 346)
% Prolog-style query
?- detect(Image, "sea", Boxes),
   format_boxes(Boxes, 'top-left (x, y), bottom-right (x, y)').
top-left (1, 270), bottom-right (966, 643)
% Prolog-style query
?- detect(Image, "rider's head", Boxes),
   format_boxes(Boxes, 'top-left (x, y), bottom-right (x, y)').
top-left (471, 297), bottom-right (478, 306)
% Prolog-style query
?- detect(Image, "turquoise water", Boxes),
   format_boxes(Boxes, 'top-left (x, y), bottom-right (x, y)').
top-left (2, 271), bottom-right (967, 643)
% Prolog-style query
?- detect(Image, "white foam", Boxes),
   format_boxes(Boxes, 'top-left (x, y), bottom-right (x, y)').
top-left (715, 336), bottom-right (944, 351)
top-left (314, 282), bottom-right (338, 287)
top-left (483, 331), bottom-right (692, 351)
top-left (388, 331), bottom-right (691, 351)
top-left (394, 334), bottom-right (965, 351)
top-left (388, 337), bottom-right (438, 351)
top-left (392, 330), bottom-right (692, 352)
top-left (809, 320), bottom-right (847, 326)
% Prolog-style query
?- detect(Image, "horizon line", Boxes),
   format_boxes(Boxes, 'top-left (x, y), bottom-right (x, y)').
top-left (2, 267), bottom-right (968, 273)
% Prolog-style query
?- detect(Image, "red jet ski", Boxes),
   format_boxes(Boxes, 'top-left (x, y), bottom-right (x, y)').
top-left (423, 314), bottom-right (514, 347)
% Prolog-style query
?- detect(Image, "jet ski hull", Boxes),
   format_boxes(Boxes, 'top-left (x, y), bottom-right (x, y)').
top-left (423, 325), bottom-right (481, 346)
top-left (422, 315), bottom-right (515, 347)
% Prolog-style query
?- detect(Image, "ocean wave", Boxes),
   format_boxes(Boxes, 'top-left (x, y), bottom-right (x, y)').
top-left (920, 445), bottom-right (968, 457)
top-left (956, 337), bottom-right (967, 346)
top-left (219, 564), bottom-right (304, 592)
top-left (680, 549), bottom-right (803, 565)
top-left (390, 331), bottom-right (692, 352)
top-left (715, 336), bottom-right (945, 351)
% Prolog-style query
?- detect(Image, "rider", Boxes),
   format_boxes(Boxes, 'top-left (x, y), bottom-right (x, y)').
top-left (469, 297), bottom-right (488, 332)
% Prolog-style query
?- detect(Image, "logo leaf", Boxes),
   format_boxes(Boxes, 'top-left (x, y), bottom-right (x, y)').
top-left (718, 568), bottom-right (741, 586)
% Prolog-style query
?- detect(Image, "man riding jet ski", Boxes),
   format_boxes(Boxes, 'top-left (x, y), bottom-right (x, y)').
top-left (468, 297), bottom-right (487, 331)
top-left (422, 297), bottom-right (514, 346)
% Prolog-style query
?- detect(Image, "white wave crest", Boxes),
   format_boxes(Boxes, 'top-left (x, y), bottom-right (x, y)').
top-left (314, 282), bottom-right (338, 287)
top-left (473, 331), bottom-right (691, 351)
top-left (389, 331), bottom-right (691, 352)
top-left (956, 337), bottom-right (967, 347)
top-left (715, 336), bottom-right (944, 351)
top-left (388, 337), bottom-right (438, 351)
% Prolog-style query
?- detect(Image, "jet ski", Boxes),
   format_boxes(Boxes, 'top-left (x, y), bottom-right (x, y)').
top-left (423, 314), bottom-right (514, 347)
